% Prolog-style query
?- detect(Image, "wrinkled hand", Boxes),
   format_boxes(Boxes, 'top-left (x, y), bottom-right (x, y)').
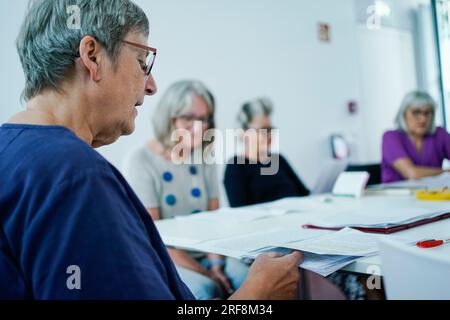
top-left (231, 251), bottom-right (303, 300)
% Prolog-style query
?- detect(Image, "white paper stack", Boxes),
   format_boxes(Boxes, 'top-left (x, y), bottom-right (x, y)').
top-left (191, 228), bottom-right (366, 277)
top-left (241, 246), bottom-right (360, 277)
top-left (279, 228), bottom-right (380, 256)
top-left (300, 253), bottom-right (360, 277)
top-left (239, 229), bottom-right (415, 277)
top-left (369, 172), bottom-right (450, 191)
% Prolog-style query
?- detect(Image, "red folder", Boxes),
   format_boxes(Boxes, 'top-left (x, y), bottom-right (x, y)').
top-left (303, 212), bottom-right (450, 235)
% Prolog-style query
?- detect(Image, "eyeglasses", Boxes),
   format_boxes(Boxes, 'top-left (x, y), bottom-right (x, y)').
top-left (175, 114), bottom-right (212, 128)
top-left (410, 109), bottom-right (434, 119)
top-left (123, 40), bottom-right (157, 76)
top-left (74, 39), bottom-right (157, 75)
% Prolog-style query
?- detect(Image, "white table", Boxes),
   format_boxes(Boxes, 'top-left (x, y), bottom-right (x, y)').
top-left (155, 194), bottom-right (450, 275)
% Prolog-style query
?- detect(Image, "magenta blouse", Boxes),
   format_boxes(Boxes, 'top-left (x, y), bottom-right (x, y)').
top-left (381, 127), bottom-right (450, 183)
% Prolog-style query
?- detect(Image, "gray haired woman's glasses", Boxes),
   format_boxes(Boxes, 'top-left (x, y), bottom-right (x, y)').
top-left (123, 40), bottom-right (157, 76)
top-left (410, 108), bottom-right (434, 119)
top-left (175, 114), bottom-right (212, 128)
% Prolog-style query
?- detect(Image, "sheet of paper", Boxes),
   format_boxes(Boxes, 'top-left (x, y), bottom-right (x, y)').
top-left (279, 228), bottom-right (379, 256)
top-left (199, 227), bottom-right (332, 253)
top-left (300, 253), bottom-right (360, 277)
top-left (257, 197), bottom-right (337, 213)
top-left (374, 172), bottom-right (450, 190)
top-left (305, 205), bottom-right (446, 229)
top-left (174, 207), bottom-right (290, 223)
top-left (156, 218), bottom-right (265, 243)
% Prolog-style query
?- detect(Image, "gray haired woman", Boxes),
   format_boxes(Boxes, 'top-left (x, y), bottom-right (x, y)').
top-left (124, 80), bottom-right (249, 300)
top-left (224, 97), bottom-right (310, 207)
top-left (2, 0), bottom-right (303, 301)
top-left (224, 97), bottom-right (368, 300)
top-left (382, 91), bottom-right (450, 183)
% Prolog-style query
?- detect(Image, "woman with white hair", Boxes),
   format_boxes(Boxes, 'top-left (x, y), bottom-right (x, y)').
top-left (224, 98), bottom-right (368, 300)
top-left (124, 80), bottom-right (249, 300)
top-left (1, 0), bottom-right (302, 300)
top-left (382, 91), bottom-right (450, 183)
top-left (224, 97), bottom-right (310, 207)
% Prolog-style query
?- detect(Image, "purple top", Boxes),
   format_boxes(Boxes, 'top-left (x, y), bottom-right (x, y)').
top-left (381, 127), bottom-right (450, 183)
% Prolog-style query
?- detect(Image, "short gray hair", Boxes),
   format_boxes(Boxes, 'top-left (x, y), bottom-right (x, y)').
top-left (237, 97), bottom-right (273, 129)
top-left (152, 80), bottom-right (216, 148)
top-left (17, 0), bottom-right (149, 101)
top-left (395, 91), bottom-right (437, 134)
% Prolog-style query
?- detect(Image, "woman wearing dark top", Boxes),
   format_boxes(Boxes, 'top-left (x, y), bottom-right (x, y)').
top-left (225, 154), bottom-right (309, 207)
top-left (224, 97), bottom-right (367, 300)
top-left (224, 97), bottom-right (309, 208)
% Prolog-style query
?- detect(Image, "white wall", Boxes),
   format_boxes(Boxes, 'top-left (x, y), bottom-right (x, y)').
top-left (354, 0), bottom-right (430, 30)
top-left (97, 0), bottom-right (365, 190)
top-left (356, 26), bottom-right (418, 163)
top-left (352, 0), bottom-right (443, 163)
top-left (0, 1), bottom-right (29, 122)
top-left (1, 0), bottom-right (428, 199)
top-left (416, 3), bottom-right (442, 126)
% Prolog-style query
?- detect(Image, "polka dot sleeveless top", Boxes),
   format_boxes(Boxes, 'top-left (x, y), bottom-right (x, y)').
top-left (123, 145), bottom-right (220, 220)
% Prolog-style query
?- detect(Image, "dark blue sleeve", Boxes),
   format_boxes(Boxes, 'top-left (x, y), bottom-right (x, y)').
top-left (224, 162), bottom-right (251, 207)
top-left (22, 170), bottom-right (187, 300)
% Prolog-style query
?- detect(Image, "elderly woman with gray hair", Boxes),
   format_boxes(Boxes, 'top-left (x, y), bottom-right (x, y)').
top-left (124, 80), bottom-right (249, 300)
top-left (224, 98), bottom-right (310, 207)
top-left (224, 98), bottom-right (369, 300)
top-left (382, 91), bottom-right (450, 183)
top-left (0, 0), bottom-right (302, 300)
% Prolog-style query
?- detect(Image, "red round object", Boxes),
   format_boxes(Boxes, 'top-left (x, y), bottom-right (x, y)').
top-left (416, 240), bottom-right (444, 248)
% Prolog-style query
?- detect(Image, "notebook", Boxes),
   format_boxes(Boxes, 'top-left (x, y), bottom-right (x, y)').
top-left (303, 211), bottom-right (450, 234)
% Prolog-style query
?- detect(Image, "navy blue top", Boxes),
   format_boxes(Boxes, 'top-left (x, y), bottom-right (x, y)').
top-left (224, 155), bottom-right (310, 207)
top-left (0, 124), bottom-right (194, 300)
